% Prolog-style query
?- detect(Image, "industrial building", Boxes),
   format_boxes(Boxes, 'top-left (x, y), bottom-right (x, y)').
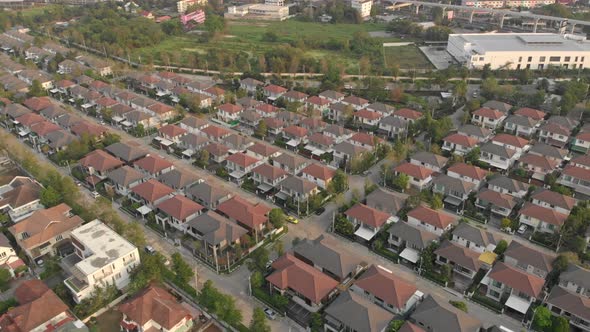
top-left (447, 33), bottom-right (590, 70)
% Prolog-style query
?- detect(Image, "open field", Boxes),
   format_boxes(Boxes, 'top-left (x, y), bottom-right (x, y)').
top-left (384, 45), bottom-right (434, 70)
top-left (131, 20), bottom-right (403, 73)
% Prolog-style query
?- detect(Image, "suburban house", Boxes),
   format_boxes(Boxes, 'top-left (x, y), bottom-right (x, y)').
top-left (225, 152), bottom-right (261, 184)
top-left (350, 265), bottom-right (422, 314)
top-left (546, 264), bottom-right (590, 331)
top-left (157, 169), bottom-right (201, 193)
top-left (79, 150), bottom-right (123, 185)
top-left (410, 152), bottom-right (448, 173)
top-left (305, 96), bottom-right (331, 113)
top-left (471, 107), bottom-right (506, 130)
top-left (129, 179), bottom-right (175, 210)
top-left (262, 118), bottom-right (285, 136)
top-left (345, 203), bottom-right (394, 242)
top-left (519, 202), bottom-right (567, 233)
top-left (217, 196), bottom-right (271, 242)
top-left (157, 124), bottom-right (187, 144)
top-left (365, 188), bottom-right (406, 216)
top-left (406, 206), bottom-right (456, 236)
top-left (0, 176), bottom-right (42, 222)
top-left (328, 102), bottom-right (352, 122)
top-left (504, 240), bottom-right (554, 279)
top-left (332, 142), bottom-right (369, 167)
top-left (178, 133), bottom-right (210, 157)
top-left (0, 280), bottom-right (78, 332)
top-left (203, 142), bottom-right (230, 163)
top-left (155, 194), bottom-right (204, 232)
top-left (519, 153), bottom-right (559, 181)
top-left (304, 133), bottom-right (335, 159)
top-left (263, 84), bottom-right (287, 102)
top-left (283, 125), bottom-right (309, 149)
top-left (378, 116), bottom-right (408, 139)
top-left (254, 103), bottom-right (279, 118)
top-left (559, 155), bottom-right (590, 196)
top-left (475, 188), bottom-right (518, 217)
top-left (277, 175), bottom-right (319, 204)
top-left (538, 116), bottom-right (577, 148)
top-left (240, 77), bottom-right (264, 94)
top-left (442, 133), bottom-right (479, 155)
top-left (324, 124), bottom-right (353, 143)
top-left (388, 221), bottom-right (438, 265)
top-left (529, 142), bottom-right (569, 165)
top-left (251, 163), bottom-right (289, 196)
top-left (451, 222), bottom-right (500, 253)
top-left (301, 164), bottom-right (336, 190)
top-left (458, 124), bottom-right (493, 143)
top-left (199, 125), bottom-right (231, 142)
top-left (571, 131), bottom-right (590, 154)
top-left (0, 233), bottom-right (24, 277)
top-left (393, 163), bottom-right (435, 191)
top-left (217, 103), bottom-right (243, 123)
top-left (479, 141), bottom-right (518, 171)
top-left (105, 141), bottom-right (148, 164)
top-left (106, 165), bottom-right (145, 196)
top-left (283, 90), bottom-right (308, 104)
top-left (530, 189), bottom-right (576, 215)
top-left (62, 219), bottom-right (140, 303)
top-left (119, 285), bottom-right (194, 332)
top-left (447, 163), bottom-right (488, 188)
top-left (187, 182), bottom-right (231, 209)
top-left (222, 134), bottom-right (254, 153)
top-left (435, 240), bottom-right (484, 280)
top-left (482, 100), bottom-right (511, 114)
top-left (9, 203), bottom-right (83, 264)
top-left (411, 295), bottom-right (482, 332)
top-left (481, 261), bottom-right (545, 316)
top-left (432, 175), bottom-right (477, 213)
top-left (354, 109), bottom-right (382, 128)
top-left (319, 90), bottom-right (345, 103)
top-left (486, 174), bottom-right (529, 198)
top-left (293, 235), bottom-right (365, 282)
top-left (393, 108), bottom-right (423, 123)
top-left (179, 116), bottom-right (209, 134)
top-left (133, 155), bottom-right (175, 178)
top-left (266, 253), bottom-right (339, 312)
top-left (367, 102), bottom-right (395, 116)
top-left (246, 142), bottom-right (281, 161)
top-left (45, 130), bottom-right (77, 154)
top-left (324, 291), bottom-right (394, 332)
top-left (273, 153), bottom-right (309, 175)
top-left (342, 95), bottom-right (369, 111)
top-left (504, 114), bottom-right (541, 138)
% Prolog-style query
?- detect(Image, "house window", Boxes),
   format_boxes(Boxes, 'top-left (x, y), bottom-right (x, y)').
top-left (518, 57), bottom-right (522, 62)
top-left (528, 56), bottom-right (532, 62)
top-left (565, 56), bottom-right (571, 62)
top-left (549, 56), bottom-right (561, 62)
top-left (540, 56), bottom-right (546, 62)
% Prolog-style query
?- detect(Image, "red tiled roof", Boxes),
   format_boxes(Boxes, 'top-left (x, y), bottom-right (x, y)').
top-left (520, 202), bottom-right (567, 227)
top-left (306, 96), bottom-right (331, 106)
top-left (345, 203), bottom-right (390, 228)
top-left (130, 179), bottom-right (174, 203)
top-left (79, 149), bottom-right (123, 172)
top-left (252, 164), bottom-right (287, 180)
top-left (354, 265), bottom-right (417, 309)
top-left (515, 107), bottom-right (546, 120)
top-left (30, 120), bottom-right (60, 137)
top-left (572, 155), bottom-right (590, 168)
top-left (354, 109), bottom-right (382, 120)
top-left (399, 322), bottom-right (426, 332)
top-left (283, 90), bottom-right (308, 100)
top-left (217, 196), bottom-right (271, 229)
top-left (283, 125), bottom-right (308, 138)
top-left (71, 121), bottom-right (108, 137)
top-left (204, 86), bottom-right (225, 96)
top-left (473, 107), bottom-right (505, 120)
top-left (447, 163), bottom-right (488, 181)
top-left (492, 133), bottom-right (529, 148)
top-left (264, 84), bottom-right (287, 94)
top-left (226, 152), bottom-right (260, 168)
top-left (443, 133), bottom-right (478, 147)
top-left (488, 262), bottom-right (544, 298)
top-left (262, 117), bottom-right (284, 129)
top-left (266, 253), bottom-right (338, 304)
top-left (541, 122), bottom-right (570, 136)
top-left (15, 113), bottom-right (44, 126)
top-left (134, 155), bottom-right (174, 174)
top-left (407, 206), bottom-right (455, 229)
top-left (89, 80), bottom-right (109, 90)
top-left (302, 164), bottom-right (336, 181)
top-left (218, 103), bottom-right (243, 114)
top-left (55, 80), bottom-right (75, 89)
top-left (394, 108), bottom-right (423, 120)
top-left (351, 132), bottom-right (382, 146)
top-left (576, 132), bottom-right (590, 142)
top-left (247, 142), bottom-right (279, 157)
top-left (96, 96), bottom-right (118, 107)
top-left (158, 124), bottom-right (187, 138)
top-left (308, 133), bottom-right (334, 146)
top-left (394, 163), bottom-right (434, 180)
top-left (148, 103), bottom-right (175, 115)
top-left (478, 189), bottom-right (516, 210)
top-left (201, 125), bottom-right (231, 138)
top-left (255, 103), bottom-right (279, 114)
top-left (157, 195), bottom-right (204, 221)
top-left (519, 153), bottom-right (558, 171)
top-left (23, 96), bottom-right (51, 112)
top-left (343, 95), bottom-right (369, 106)
top-left (562, 164), bottom-right (590, 182)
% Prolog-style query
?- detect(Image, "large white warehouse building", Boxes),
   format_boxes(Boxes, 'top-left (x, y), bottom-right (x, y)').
top-left (448, 33), bottom-right (590, 70)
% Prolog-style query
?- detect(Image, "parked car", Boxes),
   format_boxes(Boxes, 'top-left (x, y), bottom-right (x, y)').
top-left (264, 308), bottom-right (277, 320)
top-left (145, 245), bottom-right (156, 255)
top-left (91, 191), bottom-right (100, 199)
top-left (286, 216), bottom-right (299, 224)
top-left (517, 224), bottom-right (528, 235)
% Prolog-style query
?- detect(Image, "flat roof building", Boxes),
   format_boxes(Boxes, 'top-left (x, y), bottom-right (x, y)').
top-left (448, 33), bottom-right (590, 70)
top-left (225, 4), bottom-right (289, 21)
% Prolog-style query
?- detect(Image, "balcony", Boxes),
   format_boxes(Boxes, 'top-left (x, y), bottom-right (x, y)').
top-left (65, 276), bottom-right (88, 293)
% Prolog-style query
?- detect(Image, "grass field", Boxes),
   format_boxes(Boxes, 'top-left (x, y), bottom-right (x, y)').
top-left (384, 45), bottom-right (433, 70)
top-left (132, 20), bottom-right (402, 72)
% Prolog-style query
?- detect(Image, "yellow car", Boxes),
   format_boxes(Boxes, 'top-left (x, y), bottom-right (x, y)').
top-left (286, 216), bottom-right (299, 224)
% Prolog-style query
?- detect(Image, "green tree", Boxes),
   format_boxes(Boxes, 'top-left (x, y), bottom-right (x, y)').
top-left (249, 247), bottom-right (269, 272)
top-left (430, 194), bottom-right (443, 210)
top-left (449, 300), bottom-right (468, 313)
top-left (464, 147), bottom-right (480, 164)
top-left (551, 316), bottom-right (569, 332)
top-left (216, 294), bottom-right (243, 326)
top-left (392, 173), bottom-right (409, 192)
top-left (273, 240), bottom-right (285, 257)
top-left (0, 269), bottom-right (11, 290)
top-left (328, 170), bottom-right (348, 193)
top-left (310, 312), bottom-right (324, 332)
top-left (250, 271), bottom-right (263, 289)
top-left (171, 252), bottom-right (194, 285)
top-left (387, 320), bottom-right (405, 332)
top-left (40, 186), bottom-right (63, 207)
top-left (268, 208), bottom-right (286, 228)
top-left (255, 120), bottom-right (268, 138)
top-left (196, 150), bottom-right (209, 168)
top-left (493, 240), bottom-right (508, 255)
top-left (28, 79), bottom-right (47, 97)
top-left (532, 306), bottom-right (552, 332)
top-left (249, 308), bottom-right (271, 332)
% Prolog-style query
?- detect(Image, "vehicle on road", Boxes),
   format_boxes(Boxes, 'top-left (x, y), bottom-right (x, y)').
top-left (264, 308), bottom-right (277, 320)
top-left (91, 191), bottom-right (100, 199)
top-left (286, 216), bottom-right (299, 224)
top-left (145, 245), bottom-right (156, 255)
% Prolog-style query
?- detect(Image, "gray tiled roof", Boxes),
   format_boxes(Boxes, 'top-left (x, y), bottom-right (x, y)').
top-left (325, 291), bottom-right (393, 332)
top-left (560, 264), bottom-right (590, 291)
top-left (157, 169), bottom-right (199, 190)
top-left (452, 222), bottom-right (500, 248)
top-left (388, 222), bottom-right (438, 250)
top-left (365, 188), bottom-right (406, 215)
top-left (411, 295), bottom-right (482, 332)
top-left (293, 235), bottom-right (364, 279)
top-left (486, 174), bottom-right (529, 193)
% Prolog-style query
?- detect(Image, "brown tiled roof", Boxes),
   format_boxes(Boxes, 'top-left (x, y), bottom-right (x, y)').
top-left (134, 155), bottom-right (174, 174)
top-left (218, 103), bottom-right (243, 114)
top-left (351, 132), bottom-right (382, 146)
top-left (541, 122), bottom-right (570, 136)
top-left (266, 253), bottom-right (338, 304)
top-left (306, 96), bottom-right (331, 106)
top-left (407, 206), bottom-right (456, 228)
top-left (201, 125), bottom-right (231, 139)
top-left (354, 265), bottom-right (417, 309)
top-left (79, 149), bottom-right (124, 172)
top-left (15, 113), bottom-right (44, 127)
top-left (158, 124), bottom-right (187, 138)
top-left (473, 107), bottom-right (505, 120)
top-left (203, 142), bottom-right (230, 156)
top-left (354, 109), bottom-right (382, 120)
top-left (394, 108), bottom-right (422, 120)
top-left (252, 164), bottom-right (287, 180)
top-left (434, 240), bottom-right (482, 272)
top-left (394, 163), bottom-right (434, 180)
top-left (204, 86), bottom-right (225, 97)
top-left (547, 286), bottom-right (590, 322)
top-left (477, 188), bottom-right (517, 210)
top-left (70, 121), bottom-right (108, 137)
top-left (530, 189), bottom-right (576, 211)
top-left (492, 133), bottom-right (529, 148)
top-left (22, 96), bottom-right (52, 112)
top-left (95, 96), bottom-right (118, 108)
top-left (29, 120), bottom-right (60, 137)
top-left (157, 195), bottom-right (203, 221)
top-left (519, 153), bottom-right (559, 171)
top-left (562, 164), bottom-right (590, 181)
top-left (515, 107), bottom-right (546, 120)
top-left (399, 322), bottom-right (426, 332)
top-left (447, 163), bottom-right (488, 181)
top-left (247, 143), bottom-right (279, 157)
top-left (263, 84), bottom-right (287, 94)
top-left (217, 196), bottom-right (271, 229)
top-left (0, 280), bottom-right (70, 332)
top-left (343, 95), bottom-right (369, 106)
top-left (255, 103), bottom-right (279, 114)
top-left (9, 203), bottom-right (83, 250)
top-left (572, 155), bottom-right (590, 168)
top-left (345, 203), bottom-right (390, 228)
top-left (308, 133), bottom-right (334, 147)
top-left (520, 202), bottom-right (567, 227)
top-left (0, 177), bottom-right (41, 210)
top-left (226, 152), bottom-right (259, 168)
top-left (262, 117), bottom-right (284, 129)
top-left (301, 164), bottom-right (336, 181)
top-left (283, 90), bottom-right (308, 100)
top-left (148, 103), bottom-right (175, 115)
top-left (118, 285), bottom-right (193, 330)
top-left (488, 262), bottom-right (544, 298)
top-left (130, 179), bottom-right (174, 203)
top-left (443, 133), bottom-right (478, 147)
top-left (283, 125), bottom-right (308, 138)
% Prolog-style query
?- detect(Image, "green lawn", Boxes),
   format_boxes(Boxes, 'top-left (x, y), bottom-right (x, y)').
top-left (384, 45), bottom-right (433, 70)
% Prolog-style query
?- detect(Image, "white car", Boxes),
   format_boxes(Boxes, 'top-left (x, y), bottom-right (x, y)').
top-left (264, 308), bottom-right (277, 320)
top-left (517, 224), bottom-right (528, 235)
top-left (91, 191), bottom-right (100, 199)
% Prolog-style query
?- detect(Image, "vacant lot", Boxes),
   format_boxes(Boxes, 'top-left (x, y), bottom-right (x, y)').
top-left (384, 45), bottom-right (433, 70)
